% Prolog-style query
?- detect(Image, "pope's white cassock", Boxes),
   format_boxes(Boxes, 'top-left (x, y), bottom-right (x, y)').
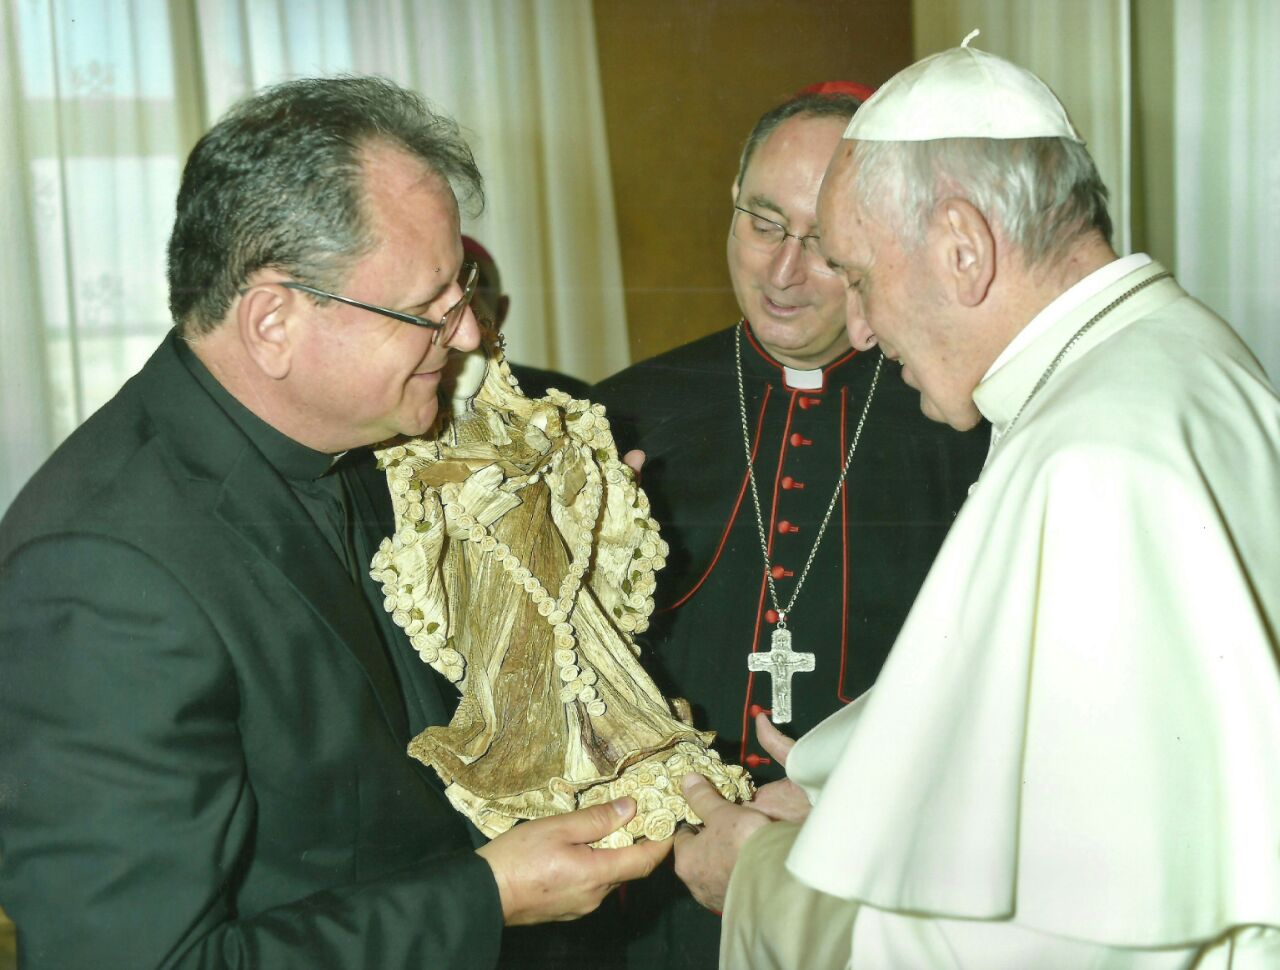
top-left (721, 257), bottom-right (1280, 969)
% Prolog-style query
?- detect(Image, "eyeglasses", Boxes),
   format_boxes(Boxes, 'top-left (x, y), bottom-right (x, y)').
top-left (731, 206), bottom-right (836, 277)
top-left (277, 261), bottom-right (479, 346)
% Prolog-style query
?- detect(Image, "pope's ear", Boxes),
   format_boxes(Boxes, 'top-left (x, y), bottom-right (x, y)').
top-left (730, 178), bottom-right (740, 204)
top-left (236, 284), bottom-right (296, 380)
top-left (934, 198), bottom-right (995, 308)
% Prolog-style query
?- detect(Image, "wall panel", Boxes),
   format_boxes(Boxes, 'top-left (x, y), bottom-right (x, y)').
top-left (592, 0), bottom-right (913, 364)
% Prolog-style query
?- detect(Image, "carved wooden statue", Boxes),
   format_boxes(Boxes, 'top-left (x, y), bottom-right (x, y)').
top-left (371, 334), bottom-right (752, 847)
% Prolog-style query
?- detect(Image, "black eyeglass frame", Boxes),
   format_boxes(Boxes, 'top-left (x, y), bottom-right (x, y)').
top-left (264, 261), bottom-right (479, 345)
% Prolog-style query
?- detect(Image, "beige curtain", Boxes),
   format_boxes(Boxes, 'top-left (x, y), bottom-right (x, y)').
top-left (0, 0), bottom-right (628, 515)
top-left (1168, 0), bottom-right (1279, 382)
top-left (912, 0), bottom-right (1279, 382)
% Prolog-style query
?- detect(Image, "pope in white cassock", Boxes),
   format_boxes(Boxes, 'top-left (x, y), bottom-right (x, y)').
top-left (672, 36), bottom-right (1280, 970)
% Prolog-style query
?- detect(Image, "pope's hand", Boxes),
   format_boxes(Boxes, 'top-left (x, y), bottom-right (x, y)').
top-left (673, 774), bottom-right (770, 912)
top-left (748, 712), bottom-right (811, 823)
top-left (476, 797), bottom-right (671, 925)
top-left (622, 448), bottom-right (645, 477)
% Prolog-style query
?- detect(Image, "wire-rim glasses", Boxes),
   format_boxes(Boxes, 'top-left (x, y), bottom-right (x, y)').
top-left (731, 206), bottom-right (836, 277)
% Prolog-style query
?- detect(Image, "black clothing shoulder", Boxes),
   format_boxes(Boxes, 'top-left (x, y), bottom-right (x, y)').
top-left (0, 333), bottom-right (503, 968)
top-left (509, 361), bottom-right (590, 401)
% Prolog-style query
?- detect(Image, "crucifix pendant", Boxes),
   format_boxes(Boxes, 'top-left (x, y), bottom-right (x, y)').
top-left (747, 626), bottom-right (815, 724)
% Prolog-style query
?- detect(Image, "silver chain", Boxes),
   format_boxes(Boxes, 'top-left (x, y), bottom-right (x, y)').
top-left (735, 321), bottom-right (883, 628)
top-left (1002, 271), bottom-right (1171, 440)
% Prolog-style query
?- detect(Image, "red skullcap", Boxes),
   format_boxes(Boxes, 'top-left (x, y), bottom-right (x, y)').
top-left (460, 234), bottom-right (496, 267)
top-left (796, 80), bottom-right (877, 102)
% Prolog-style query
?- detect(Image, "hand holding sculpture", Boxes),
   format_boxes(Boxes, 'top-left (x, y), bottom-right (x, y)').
top-left (476, 797), bottom-right (671, 925)
top-left (673, 774), bottom-right (771, 912)
top-left (672, 712), bottom-right (815, 911)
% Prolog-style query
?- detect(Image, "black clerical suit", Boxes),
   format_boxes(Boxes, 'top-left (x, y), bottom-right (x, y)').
top-left (0, 333), bottom-right (503, 968)
top-left (590, 321), bottom-right (989, 969)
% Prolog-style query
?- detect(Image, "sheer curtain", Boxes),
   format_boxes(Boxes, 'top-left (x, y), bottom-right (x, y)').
top-left (2, 0), bottom-right (188, 515)
top-left (1171, 0), bottom-right (1280, 381)
top-left (0, 0), bottom-right (628, 515)
top-left (911, 0), bottom-right (1279, 382)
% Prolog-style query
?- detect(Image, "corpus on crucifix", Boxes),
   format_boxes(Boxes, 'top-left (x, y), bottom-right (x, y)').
top-left (747, 621), bottom-right (815, 724)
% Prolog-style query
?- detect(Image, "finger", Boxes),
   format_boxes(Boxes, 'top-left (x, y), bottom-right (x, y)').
top-left (622, 449), bottom-right (645, 476)
top-left (556, 797), bottom-right (637, 844)
top-left (596, 833), bottom-right (673, 883)
top-left (681, 773), bottom-right (732, 822)
top-left (754, 712), bottom-right (796, 766)
top-left (749, 779), bottom-right (811, 823)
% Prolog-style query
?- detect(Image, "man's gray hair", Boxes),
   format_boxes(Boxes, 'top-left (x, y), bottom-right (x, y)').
top-left (168, 76), bottom-right (484, 337)
top-left (848, 136), bottom-right (1112, 267)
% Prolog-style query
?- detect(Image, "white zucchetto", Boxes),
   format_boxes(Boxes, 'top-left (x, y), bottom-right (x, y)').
top-left (844, 30), bottom-right (1083, 144)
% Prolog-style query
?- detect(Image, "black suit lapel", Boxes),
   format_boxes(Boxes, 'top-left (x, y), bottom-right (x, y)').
top-left (215, 452), bottom-right (410, 741)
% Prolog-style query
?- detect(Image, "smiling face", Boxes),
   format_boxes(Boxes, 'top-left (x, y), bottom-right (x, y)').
top-left (727, 114), bottom-right (851, 369)
top-left (287, 142), bottom-right (481, 450)
top-left (817, 143), bottom-right (985, 430)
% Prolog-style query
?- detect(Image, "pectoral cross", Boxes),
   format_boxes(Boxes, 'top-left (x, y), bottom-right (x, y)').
top-left (747, 626), bottom-right (814, 724)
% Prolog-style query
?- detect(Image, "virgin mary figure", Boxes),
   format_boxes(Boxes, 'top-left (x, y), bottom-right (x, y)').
top-left (371, 332), bottom-right (751, 846)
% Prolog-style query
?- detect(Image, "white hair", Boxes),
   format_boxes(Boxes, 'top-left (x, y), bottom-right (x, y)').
top-left (848, 136), bottom-right (1112, 267)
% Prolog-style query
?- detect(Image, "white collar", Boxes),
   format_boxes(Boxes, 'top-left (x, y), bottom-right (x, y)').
top-left (982, 253), bottom-right (1152, 382)
top-left (783, 366), bottom-right (825, 390)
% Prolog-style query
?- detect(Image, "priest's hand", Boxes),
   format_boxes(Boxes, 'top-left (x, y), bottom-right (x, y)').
top-left (749, 712), bottom-right (811, 823)
top-left (476, 796), bottom-right (672, 925)
top-left (673, 773), bottom-right (771, 912)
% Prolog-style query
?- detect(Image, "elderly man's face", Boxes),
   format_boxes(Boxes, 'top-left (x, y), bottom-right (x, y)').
top-left (727, 114), bottom-right (850, 370)
top-left (817, 144), bottom-right (983, 430)
top-left (288, 144), bottom-right (481, 449)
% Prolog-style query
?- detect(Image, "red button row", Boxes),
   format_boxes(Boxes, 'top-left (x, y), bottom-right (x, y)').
top-left (789, 433), bottom-right (812, 447)
top-left (797, 396), bottom-right (821, 410)
top-left (777, 520), bottom-right (799, 535)
top-left (747, 705), bottom-right (775, 767)
top-left (781, 476), bottom-right (805, 490)
top-left (770, 565), bottom-right (794, 579)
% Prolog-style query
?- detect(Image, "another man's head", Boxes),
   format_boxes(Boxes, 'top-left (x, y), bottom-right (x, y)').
top-left (728, 87), bottom-right (868, 370)
top-left (818, 44), bottom-right (1116, 429)
top-left (168, 76), bottom-right (484, 451)
top-left (461, 235), bottom-right (510, 329)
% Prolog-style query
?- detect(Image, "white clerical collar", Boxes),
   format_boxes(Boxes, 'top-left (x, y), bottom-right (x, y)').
top-left (783, 366), bottom-right (825, 390)
top-left (982, 252), bottom-right (1152, 382)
